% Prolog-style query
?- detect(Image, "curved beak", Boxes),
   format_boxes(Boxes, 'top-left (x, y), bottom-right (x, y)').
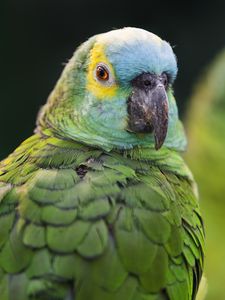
top-left (127, 73), bottom-right (169, 150)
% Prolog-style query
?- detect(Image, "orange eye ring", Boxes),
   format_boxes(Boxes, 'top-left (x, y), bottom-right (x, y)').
top-left (96, 65), bottom-right (109, 81)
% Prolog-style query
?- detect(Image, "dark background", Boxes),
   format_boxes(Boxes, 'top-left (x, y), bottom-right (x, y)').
top-left (1, 0), bottom-right (225, 159)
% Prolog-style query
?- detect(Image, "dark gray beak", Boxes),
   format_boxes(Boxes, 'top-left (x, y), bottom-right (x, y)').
top-left (127, 73), bottom-right (169, 150)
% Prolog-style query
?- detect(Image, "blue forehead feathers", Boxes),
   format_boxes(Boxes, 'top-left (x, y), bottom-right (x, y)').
top-left (98, 27), bottom-right (177, 85)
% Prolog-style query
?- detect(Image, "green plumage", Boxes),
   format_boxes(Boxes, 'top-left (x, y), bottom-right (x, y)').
top-left (0, 27), bottom-right (204, 299)
top-left (0, 132), bottom-right (203, 299)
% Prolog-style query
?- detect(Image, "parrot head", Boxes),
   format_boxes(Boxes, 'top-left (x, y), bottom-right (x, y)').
top-left (37, 27), bottom-right (186, 151)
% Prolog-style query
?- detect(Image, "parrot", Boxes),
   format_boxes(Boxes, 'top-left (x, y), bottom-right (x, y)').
top-left (185, 49), bottom-right (225, 300)
top-left (0, 27), bottom-right (204, 300)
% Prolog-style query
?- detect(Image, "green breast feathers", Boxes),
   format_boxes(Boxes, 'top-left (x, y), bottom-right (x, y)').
top-left (0, 27), bottom-right (204, 300)
top-left (0, 134), bottom-right (204, 300)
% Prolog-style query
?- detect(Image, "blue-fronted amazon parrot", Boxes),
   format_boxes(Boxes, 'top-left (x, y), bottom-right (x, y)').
top-left (186, 49), bottom-right (225, 300)
top-left (0, 27), bottom-right (204, 300)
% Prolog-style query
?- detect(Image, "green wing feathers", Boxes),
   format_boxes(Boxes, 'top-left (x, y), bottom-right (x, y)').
top-left (0, 133), bottom-right (204, 300)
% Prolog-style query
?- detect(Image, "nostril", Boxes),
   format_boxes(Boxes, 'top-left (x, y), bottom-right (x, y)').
top-left (143, 80), bottom-right (151, 87)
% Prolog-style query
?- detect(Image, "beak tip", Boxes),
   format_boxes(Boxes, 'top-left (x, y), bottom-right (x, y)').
top-left (154, 133), bottom-right (166, 151)
top-left (154, 141), bottom-right (161, 151)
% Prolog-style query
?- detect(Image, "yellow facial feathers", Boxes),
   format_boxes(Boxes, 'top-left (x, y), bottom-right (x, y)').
top-left (86, 43), bottom-right (117, 99)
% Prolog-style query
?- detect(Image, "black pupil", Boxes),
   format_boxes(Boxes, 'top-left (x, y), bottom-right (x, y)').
top-left (98, 66), bottom-right (107, 79)
top-left (99, 68), bottom-right (105, 77)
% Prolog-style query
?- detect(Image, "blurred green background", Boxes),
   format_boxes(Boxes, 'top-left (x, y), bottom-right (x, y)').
top-left (1, 1), bottom-right (225, 299)
top-left (186, 50), bottom-right (225, 300)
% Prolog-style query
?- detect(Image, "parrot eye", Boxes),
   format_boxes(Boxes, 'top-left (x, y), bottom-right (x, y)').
top-left (94, 63), bottom-right (115, 86)
top-left (96, 65), bottom-right (109, 81)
